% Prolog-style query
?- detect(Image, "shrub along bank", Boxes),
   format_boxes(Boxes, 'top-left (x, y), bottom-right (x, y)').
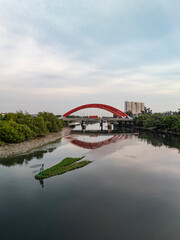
top-left (0, 112), bottom-right (66, 145)
top-left (133, 114), bottom-right (180, 132)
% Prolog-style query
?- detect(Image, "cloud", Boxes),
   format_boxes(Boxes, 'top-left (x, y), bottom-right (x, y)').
top-left (0, 26), bottom-right (97, 85)
top-left (0, 0), bottom-right (180, 113)
top-left (34, 87), bottom-right (96, 96)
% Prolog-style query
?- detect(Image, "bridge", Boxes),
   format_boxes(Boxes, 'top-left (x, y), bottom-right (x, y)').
top-left (63, 117), bottom-right (132, 122)
top-left (63, 103), bottom-right (133, 123)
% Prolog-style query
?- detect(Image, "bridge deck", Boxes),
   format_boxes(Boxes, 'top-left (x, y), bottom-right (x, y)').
top-left (63, 117), bottom-right (133, 122)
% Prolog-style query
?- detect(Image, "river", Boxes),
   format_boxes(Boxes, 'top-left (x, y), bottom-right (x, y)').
top-left (0, 123), bottom-right (180, 240)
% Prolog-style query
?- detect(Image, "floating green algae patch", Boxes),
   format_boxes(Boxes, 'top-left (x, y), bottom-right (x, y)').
top-left (35, 156), bottom-right (92, 179)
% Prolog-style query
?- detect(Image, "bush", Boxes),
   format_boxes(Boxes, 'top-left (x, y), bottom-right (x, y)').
top-left (163, 116), bottom-right (180, 131)
top-left (143, 114), bottom-right (165, 128)
top-left (0, 140), bottom-right (5, 146)
top-left (33, 116), bottom-right (49, 136)
top-left (0, 111), bottom-right (65, 144)
top-left (0, 121), bottom-right (25, 143)
top-left (38, 112), bottom-right (64, 132)
top-left (133, 114), bottom-right (149, 127)
top-left (134, 114), bottom-right (180, 132)
top-left (172, 118), bottom-right (180, 131)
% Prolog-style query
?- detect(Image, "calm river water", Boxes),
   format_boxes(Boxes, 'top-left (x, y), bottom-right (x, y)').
top-left (0, 124), bottom-right (180, 240)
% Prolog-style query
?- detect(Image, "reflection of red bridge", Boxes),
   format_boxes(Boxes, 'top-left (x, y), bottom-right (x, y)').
top-left (70, 135), bottom-right (127, 149)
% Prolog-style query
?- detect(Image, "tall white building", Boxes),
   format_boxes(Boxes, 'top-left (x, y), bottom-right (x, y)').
top-left (125, 101), bottom-right (144, 115)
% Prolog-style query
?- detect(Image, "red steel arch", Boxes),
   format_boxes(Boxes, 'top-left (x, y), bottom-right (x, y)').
top-left (63, 103), bottom-right (128, 118)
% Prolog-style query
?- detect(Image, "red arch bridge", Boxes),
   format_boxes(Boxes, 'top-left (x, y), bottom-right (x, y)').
top-left (62, 103), bottom-right (132, 123)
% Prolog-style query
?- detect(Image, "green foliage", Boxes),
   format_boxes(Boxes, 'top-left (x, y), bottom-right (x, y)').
top-left (163, 116), bottom-right (180, 131)
top-left (0, 140), bottom-right (5, 146)
top-left (0, 114), bottom-right (4, 121)
top-left (3, 113), bottom-right (16, 121)
top-left (35, 157), bottom-right (91, 179)
top-left (143, 114), bottom-right (165, 128)
top-left (38, 112), bottom-right (65, 132)
top-left (133, 114), bottom-right (149, 126)
top-left (0, 120), bottom-right (34, 143)
top-left (21, 115), bottom-right (39, 136)
top-left (134, 114), bottom-right (180, 132)
top-left (126, 111), bottom-right (133, 117)
top-left (172, 118), bottom-right (180, 131)
top-left (33, 116), bottom-right (49, 136)
top-left (0, 111), bottom-right (65, 144)
top-left (58, 156), bottom-right (85, 166)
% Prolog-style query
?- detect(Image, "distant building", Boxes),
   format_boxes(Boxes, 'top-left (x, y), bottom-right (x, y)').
top-left (125, 101), bottom-right (144, 116)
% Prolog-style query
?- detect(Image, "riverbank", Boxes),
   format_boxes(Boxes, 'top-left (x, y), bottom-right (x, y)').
top-left (0, 127), bottom-right (71, 158)
top-left (135, 127), bottom-right (180, 136)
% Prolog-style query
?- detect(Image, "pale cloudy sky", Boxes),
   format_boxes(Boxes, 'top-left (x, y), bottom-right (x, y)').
top-left (0, 0), bottom-right (180, 114)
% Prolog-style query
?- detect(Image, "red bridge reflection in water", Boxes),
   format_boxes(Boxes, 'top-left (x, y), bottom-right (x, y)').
top-left (66, 135), bottom-right (128, 149)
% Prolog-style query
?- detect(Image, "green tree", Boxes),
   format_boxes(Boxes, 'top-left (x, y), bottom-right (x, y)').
top-left (0, 111), bottom-right (66, 144)
top-left (0, 120), bottom-right (34, 143)
top-left (143, 114), bottom-right (165, 128)
top-left (33, 116), bottom-right (48, 136)
top-left (133, 114), bottom-right (149, 126)
top-left (38, 112), bottom-right (64, 132)
top-left (163, 116), bottom-right (179, 130)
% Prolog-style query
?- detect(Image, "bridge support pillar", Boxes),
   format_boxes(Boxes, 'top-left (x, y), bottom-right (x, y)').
top-left (100, 120), bottom-right (103, 131)
top-left (81, 120), bottom-right (86, 132)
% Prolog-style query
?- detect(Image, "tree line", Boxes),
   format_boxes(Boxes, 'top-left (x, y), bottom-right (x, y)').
top-left (0, 112), bottom-right (66, 145)
top-left (133, 113), bottom-right (180, 132)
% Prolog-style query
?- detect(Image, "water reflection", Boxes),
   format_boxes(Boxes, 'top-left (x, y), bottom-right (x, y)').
top-left (0, 150), bottom-right (49, 167)
top-left (138, 131), bottom-right (180, 153)
top-left (1, 130), bottom-right (179, 167)
top-left (1, 127), bottom-right (180, 240)
top-left (29, 164), bottom-right (42, 168)
top-left (67, 134), bottom-right (127, 149)
top-left (0, 139), bottom-right (62, 167)
top-left (39, 179), bottom-right (44, 188)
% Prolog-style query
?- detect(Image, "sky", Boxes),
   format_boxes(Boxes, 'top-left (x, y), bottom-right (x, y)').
top-left (0, 0), bottom-right (180, 114)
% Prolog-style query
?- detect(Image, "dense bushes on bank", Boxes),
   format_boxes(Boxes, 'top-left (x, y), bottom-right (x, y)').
top-left (0, 112), bottom-right (66, 145)
top-left (133, 114), bottom-right (180, 132)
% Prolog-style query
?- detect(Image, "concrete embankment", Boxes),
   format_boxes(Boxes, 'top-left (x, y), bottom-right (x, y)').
top-left (0, 127), bottom-right (71, 158)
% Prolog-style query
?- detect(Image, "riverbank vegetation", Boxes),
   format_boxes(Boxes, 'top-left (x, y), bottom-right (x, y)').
top-left (133, 114), bottom-right (180, 132)
top-left (0, 112), bottom-right (66, 145)
top-left (35, 156), bottom-right (92, 179)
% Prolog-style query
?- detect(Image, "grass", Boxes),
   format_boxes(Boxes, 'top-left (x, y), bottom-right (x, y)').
top-left (35, 156), bottom-right (92, 179)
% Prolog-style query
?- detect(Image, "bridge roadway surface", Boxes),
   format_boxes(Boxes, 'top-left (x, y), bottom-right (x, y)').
top-left (63, 117), bottom-right (133, 122)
